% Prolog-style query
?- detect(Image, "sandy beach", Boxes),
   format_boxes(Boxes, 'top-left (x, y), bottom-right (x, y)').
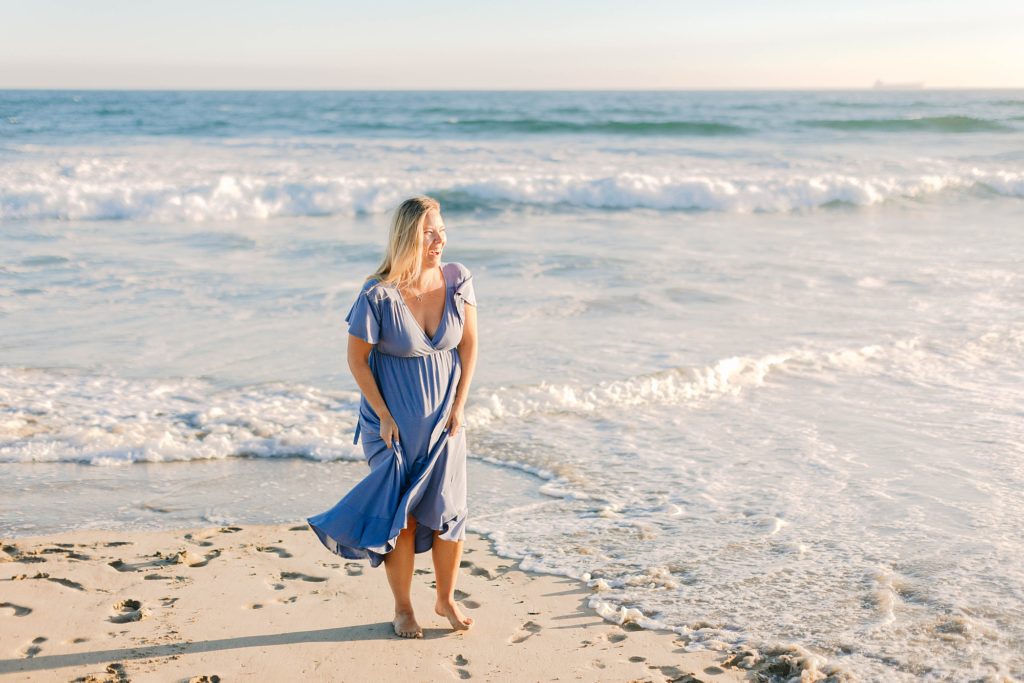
top-left (1, 523), bottom-right (751, 682)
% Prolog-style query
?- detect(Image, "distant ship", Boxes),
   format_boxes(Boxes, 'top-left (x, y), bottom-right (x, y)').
top-left (873, 80), bottom-right (924, 90)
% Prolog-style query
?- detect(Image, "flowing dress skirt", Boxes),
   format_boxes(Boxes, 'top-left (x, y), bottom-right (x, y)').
top-left (307, 348), bottom-right (468, 568)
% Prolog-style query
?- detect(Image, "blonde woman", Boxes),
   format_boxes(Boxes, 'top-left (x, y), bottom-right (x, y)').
top-left (307, 196), bottom-right (479, 638)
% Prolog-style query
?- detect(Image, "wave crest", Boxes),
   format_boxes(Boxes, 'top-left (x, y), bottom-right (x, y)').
top-left (800, 115), bottom-right (1013, 133)
top-left (444, 118), bottom-right (749, 136)
top-left (3, 158), bottom-right (1022, 222)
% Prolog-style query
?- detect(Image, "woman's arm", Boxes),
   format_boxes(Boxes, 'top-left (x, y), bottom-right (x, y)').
top-left (449, 303), bottom-right (478, 436)
top-left (347, 335), bottom-right (399, 447)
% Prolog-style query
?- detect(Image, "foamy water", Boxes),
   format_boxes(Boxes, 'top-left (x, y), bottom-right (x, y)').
top-left (2, 90), bottom-right (1023, 682)
top-left (3, 145), bottom-right (1024, 222)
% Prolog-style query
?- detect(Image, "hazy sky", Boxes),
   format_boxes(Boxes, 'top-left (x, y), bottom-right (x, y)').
top-left (1, 0), bottom-right (1021, 89)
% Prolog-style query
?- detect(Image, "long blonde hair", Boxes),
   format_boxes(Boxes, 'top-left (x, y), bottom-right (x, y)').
top-left (368, 196), bottom-right (441, 288)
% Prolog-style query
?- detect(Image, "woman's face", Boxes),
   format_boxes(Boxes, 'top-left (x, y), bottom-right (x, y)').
top-left (421, 209), bottom-right (447, 269)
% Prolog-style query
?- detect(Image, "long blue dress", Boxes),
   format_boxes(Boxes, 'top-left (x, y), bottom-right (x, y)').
top-left (307, 261), bottom-right (477, 568)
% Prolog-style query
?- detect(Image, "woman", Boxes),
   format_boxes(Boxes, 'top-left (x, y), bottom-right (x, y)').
top-left (307, 196), bottom-right (479, 639)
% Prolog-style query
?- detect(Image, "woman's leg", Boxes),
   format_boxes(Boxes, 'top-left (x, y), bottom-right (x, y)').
top-left (383, 514), bottom-right (422, 638)
top-left (432, 532), bottom-right (474, 630)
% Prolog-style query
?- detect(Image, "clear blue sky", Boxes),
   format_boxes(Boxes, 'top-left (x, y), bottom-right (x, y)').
top-left (1, 0), bottom-right (1021, 89)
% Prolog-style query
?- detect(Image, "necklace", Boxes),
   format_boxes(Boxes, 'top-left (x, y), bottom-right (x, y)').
top-left (401, 266), bottom-right (443, 302)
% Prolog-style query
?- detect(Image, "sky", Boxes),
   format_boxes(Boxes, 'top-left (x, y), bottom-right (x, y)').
top-left (1, 0), bottom-right (1021, 89)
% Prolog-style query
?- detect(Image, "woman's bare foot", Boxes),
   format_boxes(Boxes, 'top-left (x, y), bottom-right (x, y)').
top-left (393, 609), bottom-right (423, 638)
top-left (435, 598), bottom-right (474, 630)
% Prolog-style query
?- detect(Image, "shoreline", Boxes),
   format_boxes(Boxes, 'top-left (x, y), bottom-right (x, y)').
top-left (1, 522), bottom-right (752, 682)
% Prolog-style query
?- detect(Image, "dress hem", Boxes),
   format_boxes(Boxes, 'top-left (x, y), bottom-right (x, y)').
top-left (306, 508), bottom-right (468, 569)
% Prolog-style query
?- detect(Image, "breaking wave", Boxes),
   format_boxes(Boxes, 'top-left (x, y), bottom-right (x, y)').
top-left (2, 160), bottom-right (1022, 222)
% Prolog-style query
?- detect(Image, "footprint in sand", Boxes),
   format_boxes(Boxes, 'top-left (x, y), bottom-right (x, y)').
top-left (21, 636), bottom-right (46, 658)
top-left (109, 547), bottom-right (219, 572)
top-left (183, 533), bottom-right (215, 547)
top-left (109, 599), bottom-right (145, 624)
top-left (459, 560), bottom-right (499, 580)
top-left (0, 602), bottom-right (33, 617)
top-left (12, 572), bottom-right (85, 591)
top-left (344, 562), bottom-right (363, 576)
top-left (509, 620), bottom-right (542, 644)
top-left (218, 526), bottom-right (243, 534)
top-left (650, 664), bottom-right (695, 681)
top-left (451, 590), bottom-right (480, 609)
top-left (442, 653), bottom-right (472, 679)
top-left (97, 662), bottom-right (130, 683)
top-left (280, 571), bottom-right (327, 583)
top-left (3, 544), bottom-right (47, 564)
top-left (109, 559), bottom-right (149, 573)
top-left (41, 546), bottom-right (92, 561)
top-left (607, 632), bottom-right (628, 643)
top-left (256, 545), bottom-right (294, 559)
top-left (176, 548), bottom-right (222, 567)
top-left (187, 675), bottom-right (221, 682)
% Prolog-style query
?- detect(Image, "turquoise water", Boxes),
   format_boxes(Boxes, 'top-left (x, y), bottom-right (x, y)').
top-left (3, 89), bottom-right (1024, 141)
top-left (2, 90), bottom-right (1023, 682)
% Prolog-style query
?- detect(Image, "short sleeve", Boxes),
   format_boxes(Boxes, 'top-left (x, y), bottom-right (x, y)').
top-left (344, 286), bottom-right (381, 343)
top-left (453, 264), bottom-right (477, 308)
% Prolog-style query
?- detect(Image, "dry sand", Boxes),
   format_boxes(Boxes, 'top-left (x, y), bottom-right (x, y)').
top-left (1, 523), bottom-right (752, 682)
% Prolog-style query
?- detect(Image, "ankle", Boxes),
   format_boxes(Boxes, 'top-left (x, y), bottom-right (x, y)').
top-left (394, 603), bottom-right (415, 614)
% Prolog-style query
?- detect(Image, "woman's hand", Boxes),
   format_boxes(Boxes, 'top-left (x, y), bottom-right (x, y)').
top-left (379, 413), bottom-right (400, 450)
top-left (446, 403), bottom-right (466, 437)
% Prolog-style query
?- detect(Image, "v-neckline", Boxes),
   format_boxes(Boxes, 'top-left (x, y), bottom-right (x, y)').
top-left (396, 264), bottom-right (449, 344)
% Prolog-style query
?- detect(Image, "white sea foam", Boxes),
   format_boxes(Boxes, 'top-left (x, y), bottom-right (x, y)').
top-left (464, 322), bottom-right (1024, 683)
top-left (2, 152), bottom-right (1022, 222)
top-left (5, 324), bottom-right (1015, 468)
top-left (0, 368), bottom-right (362, 465)
top-left (0, 349), bottom-right (820, 465)
top-left (465, 344), bottom-right (888, 428)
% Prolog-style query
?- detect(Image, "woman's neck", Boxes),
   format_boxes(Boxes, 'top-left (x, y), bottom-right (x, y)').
top-left (405, 263), bottom-right (443, 292)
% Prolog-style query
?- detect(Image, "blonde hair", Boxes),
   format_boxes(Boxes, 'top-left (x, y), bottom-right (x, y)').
top-left (368, 195), bottom-right (441, 288)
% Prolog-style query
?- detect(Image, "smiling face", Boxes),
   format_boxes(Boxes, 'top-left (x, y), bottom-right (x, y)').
top-left (421, 208), bottom-right (447, 270)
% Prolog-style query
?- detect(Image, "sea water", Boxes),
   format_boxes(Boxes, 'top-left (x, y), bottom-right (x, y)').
top-left (1, 90), bottom-right (1022, 681)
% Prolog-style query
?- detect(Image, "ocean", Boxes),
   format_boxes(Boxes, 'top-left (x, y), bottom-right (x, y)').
top-left (1, 89), bottom-right (1022, 681)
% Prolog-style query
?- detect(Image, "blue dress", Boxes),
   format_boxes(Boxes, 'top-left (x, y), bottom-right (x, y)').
top-left (307, 262), bottom-right (477, 568)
